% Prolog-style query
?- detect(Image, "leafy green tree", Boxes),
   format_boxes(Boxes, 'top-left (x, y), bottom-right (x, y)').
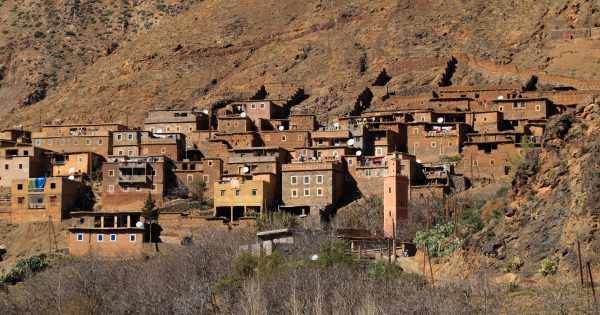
top-left (142, 193), bottom-right (159, 248)
top-left (191, 179), bottom-right (207, 203)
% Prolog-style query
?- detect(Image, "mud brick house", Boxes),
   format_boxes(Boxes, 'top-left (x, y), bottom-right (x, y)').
top-left (409, 163), bottom-right (451, 203)
top-left (292, 146), bottom-right (353, 162)
top-left (49, 152), bottom-right (104, 179)
top-left (9, 177), bottom-right (90, 224)
top-left (112, 130), bottom-right (144, 157)
top-left (226, 100), bottom-right (283, 126)
top-left (213, 131), bottom-right (262, 148)
top-left (411, 110), bottom-right (434, 123)
top-left (289, 114), bottom-right (317, 131)
top-left (259, 130), bottom-right (310, 150)
top-left (204, 139), bottom-right (232, 160)
top-left (0, 129), bottom-right (31, 143)
top-left (428, 96), bottom-right (474, 111)
top-left (67, 211), bottom-right (144, 257)
top-left (406, 122), bottom-right (467, 163)
top-left (32, 123), bottom-right (127, 157)
top-left (345, 153), bottom-right (418, 198)
top-left (174, 158), bottom-right (222, 198)
top-left (489, 97), bottom-right (552, 130)
top-left (311, 129), bottom-right (352, 147)
top-left (0, 145), bottom-right (50, 188)
top-left (280, 161), bottom-right (345, 216)
top-left (143, 109), bottom-right (209, 147)
top-left (140, 132), bottom-right (186, 161)
top-left (213, 173), bottom-right (277, 221)
top-left (383, 157), bottom-right (409, 238)
top-left (437, 85), bottom-right (521, 102)
top-left (101, 155), bottom-right (171, 211)
top-left (217, 115), bottom-right (255, 133)
top-left (225, 147), bottom-right (290, 176)
top-left (458, 132), bottom-right (523, 181)
top-left (465, 111), bottom-right (503, 133)
top-left (369, 129), bottom-right (404, 156)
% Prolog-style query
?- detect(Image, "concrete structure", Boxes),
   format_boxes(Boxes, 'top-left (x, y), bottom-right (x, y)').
top-left (0, 145), bottom-right (50, 188)
top-left (9, 177), bottom-right (90, 223)
top-left (67, 211), bottom-right (144, 257)
top-left (281, 161), bottom-right (345, 216)
top-left (50, 152), bottom-right (104, 179)
top-left (101, 155), bottom-right (170, 211)
top-left (213, 173), bottom-right (277, 221)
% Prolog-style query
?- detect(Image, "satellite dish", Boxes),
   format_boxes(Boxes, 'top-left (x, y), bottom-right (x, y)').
top-left (356, 150), bottom-right (362, 157)
top-left (241, 166), bottom-right (250, 174)
top-left (416, 159), bottom-right (421, 163)
top-left (202, 109), bottom-right (209, 115)
top-left (310, 254), bottom-right (319, 261)
top-left (347, 139), bottom-right (355, 146)
top-left (437, 117), bottom-right (444, 123)
top-left (135, 221), bottom-right (144, 229)
top-left (68, 175), bottom-right (75, 180)
top-left (278, 125), bottom-right (285, 131)
top-left (240, 112), bottom-right (247, 118)
top-left (333, 122), bottom-right (340, 129)
top-left (68, 167), bottom-right (76, 174)
top-left (497, 95), bottom-right (504, 100)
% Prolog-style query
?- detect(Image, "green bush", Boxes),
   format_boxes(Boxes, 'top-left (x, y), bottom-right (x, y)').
top-left (1, 255), bottom-right (49, 284)
top-left (461, 207), bottom-right (484, 233)
top-left (256, 212), bottom-right (299, 231)
top-left (367, 261), bottom-right (402, 280)
top-left (539, 257), bottom-right (557, 276)
top-left (414, 223), bottom-right (462, 257)
top-left (318, 240), bottom-right (353, 267)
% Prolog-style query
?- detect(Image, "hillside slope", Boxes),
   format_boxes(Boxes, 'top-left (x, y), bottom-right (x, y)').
top-left (1, 0), bottom-right (600, 128)
top-left (470, 103), bottom-right (600, 274)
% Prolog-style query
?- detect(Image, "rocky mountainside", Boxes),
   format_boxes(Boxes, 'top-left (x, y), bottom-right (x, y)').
top-left (0, 0), bottom-right (599, 128)
top-left (470, 103), bottom-right (600, 274)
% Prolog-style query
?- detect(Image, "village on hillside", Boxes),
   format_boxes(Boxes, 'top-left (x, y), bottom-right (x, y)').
top-left (0, 78), bottom-right (594, 258)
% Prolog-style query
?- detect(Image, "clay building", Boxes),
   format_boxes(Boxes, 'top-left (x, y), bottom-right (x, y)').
top-left (489, 97), bottom-right (552, 128)
top-left (213, 173), bottom-right (277, 221)
top-left (217, 115), bottom-right (255, 133)
top-left (32, 123), bottom-right (127, 157)
top-left (112, 130), bottom-right (144, 157)
top-left (406, 122), bottom-right (467, 163)
top-left (0, 145), bottom-right (50, 188)
top-left (50, 152), bottom-right (104, 179)
top-left (280, 161), bottom-right (345, 216)
top-left (9, 177), bottom-right (90, 224)
top-left (225, 147), bottom-right (290, 176)
top-left (345, 153), bottom-right (418, 197)
top-left (204, 139), bottom-right (232, 160)
top-left (226, 100), bottom-right (283, 126)
top-left (369, 129), bottom-right (404, 156)
top-left (0, 129), bottom-right (31, 143)
top-left (383, 157), bottom-right (409, 238)
top-left (289, 114), bottom-right (317, 131)
top-left (67, 211), bottom-right (144, 257)
top-left (259, 130), bottom-right (310, 150)
top-left (213, 131), bottom-right (262, 148)
top-left (436, 85), bottom-right (521, 102)
top-left (174, 158), bottom-right (223, 198)
top-left (101, 155), bottom-right (171, 211)
top-left (465, 111), bottom-right (503, 133)
top-left (143, 109), bottom-right (209, 148)
top-left (428, 96), bottom-right (474, 111)
top-left (311, 129), bottom-right (352, 147)
top-left (292, 146), bottom-right (353, 162)
top-left (140, 132), bottom-right (186, 161)
top-left (458, 133), bottom-right (523, 181)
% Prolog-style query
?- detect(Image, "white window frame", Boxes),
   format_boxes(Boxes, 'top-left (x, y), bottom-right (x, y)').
top-left (110, 234), bottom-right (117, 242)
top-left (291, 189), bottom-right (298, 198)
top-left (107, 185), bottom-right (114, 193)
top-left (97, 234), bottom-right (104, 242)
top-left (316, 175), bottom-right (324, 184)
top-left (303, 176), bottom-right (310, 185)
top-left (316, 188), bottom-right (324, 196)
top-left (291, 176), bottom-right (298, 185)
top-left (76, 233), bottom-right (84, 241)
top-left (129, 234), bottom-right (136, 242)
top-left (303, 188), bottom-right (310, 196)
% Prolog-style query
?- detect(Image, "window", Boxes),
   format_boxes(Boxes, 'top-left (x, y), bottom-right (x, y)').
top-left (208, 161), bottom-right (213, 166)
top-left (535, 105), bottom-right (541, 112)
top-left (108, 185), bottom-right (114, 193)
top-left (490, 159), bottom-right (495, 166)
top-left (251, 103), bottom-right (256, 109)
top-left (161, 148), bottom-right (166, 154)
top-left (235, 190), bottom-right (240, 196)
top-left (35, 139), bottom-right (42, 145)
top-left (23, 150), bottom-right (28, 155)
top-left (260, 103), bottom-right (265, 109)
top-left (85, 139), bottom-right (92, 145)
top-left (472, 160), bottom-right (478, 166)
top-left (202, 175), bottom-right (209, 184)
top-left (347, 159), bottom-right (353, 165)
top-left (76, 233), bottom-right (84, 241)
top-left (303, 188), bottom-right (310, 196)
top-left (118, 150), bottom-right (124, 155)
top-left (108, 170), bottom-right (114, 177)
top-left (365, 169), bottom-right (371, 176)
top-left (50, 183), bottom-right (56, 189)
top-left (17, 184), bottom-right (23, 190)
top-left (117, 134), bottom-right (122, 140)
top-left (129, 234), bottom-right (136, 242)
top-left (498, 106), bottom-right (504, 112)
top-left (412, 128), bottom-right (418, 135)
top-left (291, 189), bottom-right (298, 198)
top-left (17, 197), bottom-right (24, 204)
top-left (47, 139), bottom-right (53, 145)
top-left (220, 190), bottom-right (225, 196)
top-left (4, 164), bottom-right (7, 170)
top-left (431, 142), bottom-right (437, 148)
top-left (316, 175), bottom-right (324, 184)
top-left (18, 164), bottom-right (23, 170)
top-left (388, 187), bottom-right (392, 193)
top-left (291, 176), bottom-right (298, 185)
top-left (123, 187), bottom-right (128, 192)
top-left (281, 135), bottom-right (287, 142)
top-left (375, 147), bottom-right (383, 156)
top-left (303, 176), bottom-right (310, 185)
top-left (298, 135), bottom-right (303, 141)
top-left (316, 188), bottom-right (323, 196)
top-left (251, 189), bottom-right (257, 196)
top-left (97, 234), bottom-right (104, 242)
top-left (110, 234), bottom-right (117, 241)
